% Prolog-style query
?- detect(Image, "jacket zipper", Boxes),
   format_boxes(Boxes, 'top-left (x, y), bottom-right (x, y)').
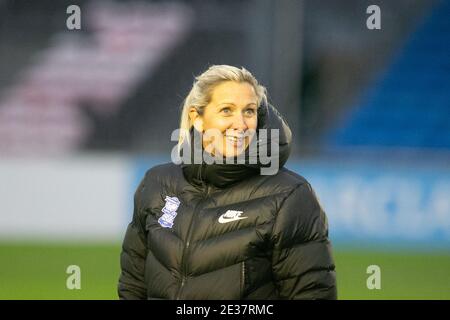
top-left (241, 261), bottom-right (245, 298)
top-left (175, 200), bottom-right (199, 300)
top-left (175, 164), bottom-right (210, 300)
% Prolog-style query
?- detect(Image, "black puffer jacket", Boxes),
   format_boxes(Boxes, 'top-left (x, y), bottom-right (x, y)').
top-left (118, 103), bottom-right (337, 300)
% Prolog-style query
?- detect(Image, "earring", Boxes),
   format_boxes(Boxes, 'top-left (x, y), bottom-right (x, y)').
top-left (193, 118), bottom-right (203, 132)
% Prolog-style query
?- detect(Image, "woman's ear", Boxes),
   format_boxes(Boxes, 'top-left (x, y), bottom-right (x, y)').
top-left (189, 107), bottom-right (203, 132)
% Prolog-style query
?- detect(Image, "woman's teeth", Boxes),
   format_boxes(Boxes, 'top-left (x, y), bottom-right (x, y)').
top-left (226, 136), bottom-right (243, 144)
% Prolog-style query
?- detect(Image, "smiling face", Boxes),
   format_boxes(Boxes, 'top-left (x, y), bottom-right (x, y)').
top-left (189, 81), bottom-right (258, 158)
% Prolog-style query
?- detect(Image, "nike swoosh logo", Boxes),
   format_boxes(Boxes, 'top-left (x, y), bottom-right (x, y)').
top-left (218, 210), bottom-right (248, 224)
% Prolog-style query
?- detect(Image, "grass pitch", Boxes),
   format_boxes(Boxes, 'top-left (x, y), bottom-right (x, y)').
top-left (0, 242), bottom-right (449, 299)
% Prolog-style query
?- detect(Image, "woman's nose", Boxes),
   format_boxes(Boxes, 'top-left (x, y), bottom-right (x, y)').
top-left (231, 113), bottom-right (247, 131)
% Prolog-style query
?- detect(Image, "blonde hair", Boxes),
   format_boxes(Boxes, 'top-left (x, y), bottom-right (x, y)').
top-left (178, 65), bottom-right (267, 150)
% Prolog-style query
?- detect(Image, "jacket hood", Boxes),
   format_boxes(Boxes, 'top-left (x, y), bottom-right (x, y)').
top-left (181, 102), bottom-right (292, 188)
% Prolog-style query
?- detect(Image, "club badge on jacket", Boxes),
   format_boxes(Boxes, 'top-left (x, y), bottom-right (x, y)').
top-left (158, 196), bottom-right (181, 228)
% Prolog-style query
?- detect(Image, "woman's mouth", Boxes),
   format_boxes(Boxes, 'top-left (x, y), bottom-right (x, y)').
top-left (225, 135), bottom-right (244, 147)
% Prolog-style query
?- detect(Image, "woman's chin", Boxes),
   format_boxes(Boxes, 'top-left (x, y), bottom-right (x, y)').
top-left (221, 144), bottom-right (247, 158)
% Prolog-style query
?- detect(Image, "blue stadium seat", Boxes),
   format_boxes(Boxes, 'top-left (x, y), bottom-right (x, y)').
top-left (326, 0), bottom-right (450, 150)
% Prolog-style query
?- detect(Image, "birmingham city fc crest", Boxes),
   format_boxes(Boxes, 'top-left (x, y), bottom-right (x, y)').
top-left (158, 196), bottom-right (181, 228)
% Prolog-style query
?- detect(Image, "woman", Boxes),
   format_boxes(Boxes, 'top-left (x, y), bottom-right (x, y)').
top-left (118, 65), bottom-right (337, 300)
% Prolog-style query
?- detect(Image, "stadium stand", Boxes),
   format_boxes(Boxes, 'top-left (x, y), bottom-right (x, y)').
top-left (326, 0), bottom-right (450, 149)
top-left (0, 1), bottom-right (192, 155)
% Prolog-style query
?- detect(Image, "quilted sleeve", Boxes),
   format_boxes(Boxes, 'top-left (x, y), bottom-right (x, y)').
top-left (117, 174), bottom-right (148, 300)
top-left (271, 182), bottom-right (337, 299)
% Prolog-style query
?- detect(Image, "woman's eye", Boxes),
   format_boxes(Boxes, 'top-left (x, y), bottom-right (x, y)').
top-left (244, 109), bottom-right (256, 116)
top-left (220, 107), bottom-right (232, 114)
